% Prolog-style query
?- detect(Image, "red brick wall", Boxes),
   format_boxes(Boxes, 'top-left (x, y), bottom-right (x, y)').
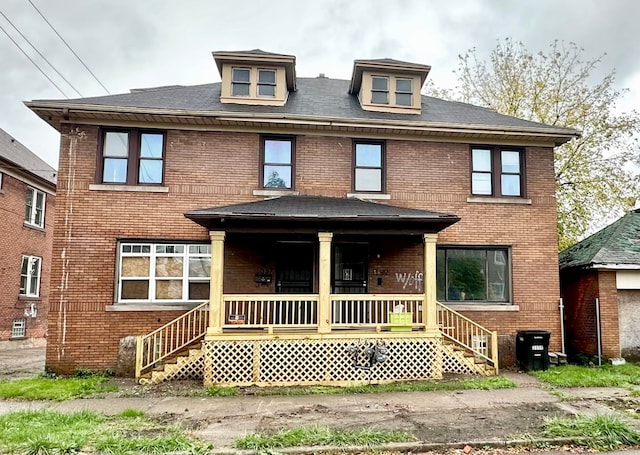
top-left (47, 124), bottom-right (561, 373)
top-left (0, 171), bottom-right (54, 342)
top-left (560, 269), bottom-right (620, 359)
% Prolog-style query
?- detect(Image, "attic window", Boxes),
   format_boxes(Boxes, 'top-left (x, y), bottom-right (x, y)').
top-left (371, 77), bottom-right (389, 104)
top-left (395, 79), bottom-right (413, 106)
top-left (258, 70), bottom-right (276, 97)
top-left (231, 68), bottom-right (251, 96)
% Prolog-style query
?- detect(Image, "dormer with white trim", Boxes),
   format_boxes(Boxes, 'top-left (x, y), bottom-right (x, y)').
top-left (213, 49), bottom-right (296, 106)
top-left (349, 58), bottom-right (431, 114)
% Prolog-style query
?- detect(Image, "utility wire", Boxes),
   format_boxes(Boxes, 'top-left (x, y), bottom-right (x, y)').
top-left (0, 9), bottom-right (82, 97)
top-left (26, 0), bottom-right (110, 94)
top-left (0, 21), bottom-right (68, 97)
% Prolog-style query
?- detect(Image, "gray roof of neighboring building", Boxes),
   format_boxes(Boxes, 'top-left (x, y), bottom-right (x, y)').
top-left (559, 209), bottom-right (640, 270)
top-left (0, 128), bottom-right (56, 186)
top-left (29, 77), bottom-right (577, 134)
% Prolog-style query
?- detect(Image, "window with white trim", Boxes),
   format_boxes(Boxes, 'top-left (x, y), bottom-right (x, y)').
top-left (20, 255), bottom-right (41, 297)
top-left (11, 318), bottom-right (26, 338)
top-left (436, 247), bottom-right (510, 303)
top-left (25, 187), bottom-right (45, 228)
top-left (118, 243), bottom-right (211, 302)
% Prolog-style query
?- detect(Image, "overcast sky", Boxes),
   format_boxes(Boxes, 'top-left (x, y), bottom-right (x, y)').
top-left (1, 0), bottom-right (639, 169)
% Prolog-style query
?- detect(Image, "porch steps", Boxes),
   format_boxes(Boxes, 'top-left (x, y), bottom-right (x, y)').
top-left (138, 343), bottom-right (204, 385)
top-left (441, 339), bottom-right (496, 376)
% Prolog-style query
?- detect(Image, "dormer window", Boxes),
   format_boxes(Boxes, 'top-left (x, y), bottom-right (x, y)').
top-left (395, 78), bottom-right (413, 106)
top-left (258, 70), bottom-right (276, 97)
top-left (371, 77), bottom-right (389, 104)
top-left (349, 58), bottom-right (430, 114)
top-left (231, 68), bottom-right (251, 96)
top-left (213, 50), bottom-right (296, 106)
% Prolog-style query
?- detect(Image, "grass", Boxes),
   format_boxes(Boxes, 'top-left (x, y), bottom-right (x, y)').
top-left (235, 425), bottom-right (414, 449)
top-left (543, 414), bottom-right (640, 450)
top-left (531, 363), bottom-right (640, 388)
top-left (205, 386), bottom-right (239, 397)
top-left (0, 409), bottom-right (211, 455)
top-left (235, 376), bottom-right (515, 397)
top-left (0, 375), bottom-right (118, 400)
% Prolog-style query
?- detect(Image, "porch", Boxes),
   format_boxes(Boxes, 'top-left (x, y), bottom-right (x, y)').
top-left (134, 196), bottom-right (499, 385)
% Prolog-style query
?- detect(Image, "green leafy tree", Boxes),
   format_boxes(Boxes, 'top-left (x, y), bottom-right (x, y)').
top-left (265, 170), bottom-right (287, 188)
top-left (428, 39), bottom-right (640, 249)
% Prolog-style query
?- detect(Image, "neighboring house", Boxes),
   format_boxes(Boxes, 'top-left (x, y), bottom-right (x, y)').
top-left (0, 128), bottom-right (56, 345)
top-left (26, 50), bottom-right (578, 385)
top-left (560, 209), bottom-right (640, 361)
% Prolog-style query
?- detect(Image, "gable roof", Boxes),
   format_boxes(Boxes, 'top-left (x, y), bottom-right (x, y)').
top-left (559, 209), bottom-right (640, 270)
top-left (185, 195), bottom-right (459, 233)
top-left (26, 77), bottom-right (579, 146)
top-left (0, 128), bottom-right (56, 186)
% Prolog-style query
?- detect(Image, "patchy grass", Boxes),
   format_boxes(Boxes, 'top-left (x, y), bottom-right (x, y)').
top-left (0, 410), bottom-right (211, 455)
top-left (0, 376), bottom-right (118, 400)
top-left (543, 414), bottom-right (640, 451)
top-left (245, 376), bottom-right (515, 396)
top-left (531, 363), bottom-right (640, 388)
top-left (116, 408), bottom-right (145, 418)
top-left (235, 425), bottom-right (414, 449)
top-left (206, 385), bottom-right (239, 397)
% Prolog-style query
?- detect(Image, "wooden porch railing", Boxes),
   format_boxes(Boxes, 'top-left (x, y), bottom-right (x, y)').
top-left (436, 301), bottom-right (499, 372)
top-left (223, 294), bottom-right (319, 329)
top-left (135, 301), bottom-right (209, 379)
top-left (331, 294), bottom-right (424, 328)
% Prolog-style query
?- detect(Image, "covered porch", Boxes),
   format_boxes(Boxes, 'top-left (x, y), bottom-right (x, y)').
top-left (135, 196), bottom-right (498, 385)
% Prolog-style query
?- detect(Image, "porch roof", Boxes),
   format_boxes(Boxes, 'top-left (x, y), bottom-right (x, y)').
top-left (185, 195), bottom-right (459, 234)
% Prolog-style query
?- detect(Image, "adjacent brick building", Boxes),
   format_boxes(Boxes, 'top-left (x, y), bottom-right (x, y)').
top-left (26, 50), bottom-right (578, 384)
top-left (0, 128), bottom-right (56, 346)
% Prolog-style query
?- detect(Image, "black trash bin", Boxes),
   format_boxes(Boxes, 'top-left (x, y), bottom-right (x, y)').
top-left (516, 330), bottom-right (550, 371)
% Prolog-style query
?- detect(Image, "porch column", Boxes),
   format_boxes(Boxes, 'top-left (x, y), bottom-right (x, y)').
top-left (423, 233), bottom-right (440, 336)
top-left (318, 232), bottom-right (333, 334)
top-left (206, 231), bottom-right (226, 338)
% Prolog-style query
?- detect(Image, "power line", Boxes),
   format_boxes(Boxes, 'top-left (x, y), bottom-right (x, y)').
top-left (0, 9), bottom-right (82, 97)
top-left (0, 20), bottom-right (68, 97)
top-left (26, 0), bottom-right (110, 94)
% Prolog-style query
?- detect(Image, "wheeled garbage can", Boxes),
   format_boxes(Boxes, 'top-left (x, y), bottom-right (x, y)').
top-left (516, 330), bottom-right (550, 371)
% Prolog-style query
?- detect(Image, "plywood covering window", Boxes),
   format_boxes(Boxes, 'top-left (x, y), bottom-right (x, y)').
top-left (118, 242), bottom-right (211, 303)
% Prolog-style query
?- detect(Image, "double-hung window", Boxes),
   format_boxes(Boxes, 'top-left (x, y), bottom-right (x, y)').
top-left (262, 137), bottom-right (294, 189)
top-left (371, 77), bottom-right (389, 104)
top-left (436, 247), bottom-right (510, 303)
top-left (231, 68), bottom-right (251, 96)
top-left (354, 141), bottom-right (384, 192)
top-left (258, 69), bottom-right (276, 97)
top-left (395, 78), bottom-right (413, 106)
top-left (118, 243), bottom-right (211, 302)
top-left (20, 255), bottom-right (41, 297)
top-left (471, 147), bottom-right (524, 197)
top-left (101, 129), bottom-right (165, 185)
top-left (25, 187), bottom-right (45, 228)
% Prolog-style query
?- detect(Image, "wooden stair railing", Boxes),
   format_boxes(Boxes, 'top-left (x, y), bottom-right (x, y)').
top-left (135, 301), bottom-right (209, 380)
top-left (436, 301), bottom-right (499, 374)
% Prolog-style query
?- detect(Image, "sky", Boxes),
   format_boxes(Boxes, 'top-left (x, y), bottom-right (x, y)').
top-left (1, 0), bottom-right (639, 170)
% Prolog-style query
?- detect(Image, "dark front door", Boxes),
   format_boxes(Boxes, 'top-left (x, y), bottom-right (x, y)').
top-left (276, 242), bottom-right (314, 294)
top-left (333, 243), bottom-right (368, 294)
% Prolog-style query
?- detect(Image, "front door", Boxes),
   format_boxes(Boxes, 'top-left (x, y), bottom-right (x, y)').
top-left (333, 243), bottom-right (368, 294)
top-left (275, 242), bottom-right (314, 294)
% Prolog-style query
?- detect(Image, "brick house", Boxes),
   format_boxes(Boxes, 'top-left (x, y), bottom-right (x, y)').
top-left (560, 209), bottom-right (640, 361)
top-left (0, 128), bottom-right (56, 346)
top-left (26, 50), bottom-right (578, 385)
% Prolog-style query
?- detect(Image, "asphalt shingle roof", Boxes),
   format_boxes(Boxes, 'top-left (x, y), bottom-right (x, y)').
top-left (185, 195), bottom-right (458, 220)
top-left (31, 77), bottom-right (574, 133)
top-left (559, 209), bottom-right (640, 270)
top-left (0, 128), bottom-right (56, 185)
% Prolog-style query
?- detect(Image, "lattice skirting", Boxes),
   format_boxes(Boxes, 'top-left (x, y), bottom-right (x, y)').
top-left (203, 336), bottom-right (443, 387)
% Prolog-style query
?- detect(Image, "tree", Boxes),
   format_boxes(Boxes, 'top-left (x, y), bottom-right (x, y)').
top-left (265, 170), bottom-right (287, 188)
top-left (428, 39), bottom-right (640, 250)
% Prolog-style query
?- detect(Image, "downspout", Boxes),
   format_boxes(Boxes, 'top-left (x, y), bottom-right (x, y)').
top-left (595, 298), bottom-right (602, 366)
top-left (559, 298), bottom-right (566, 354)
